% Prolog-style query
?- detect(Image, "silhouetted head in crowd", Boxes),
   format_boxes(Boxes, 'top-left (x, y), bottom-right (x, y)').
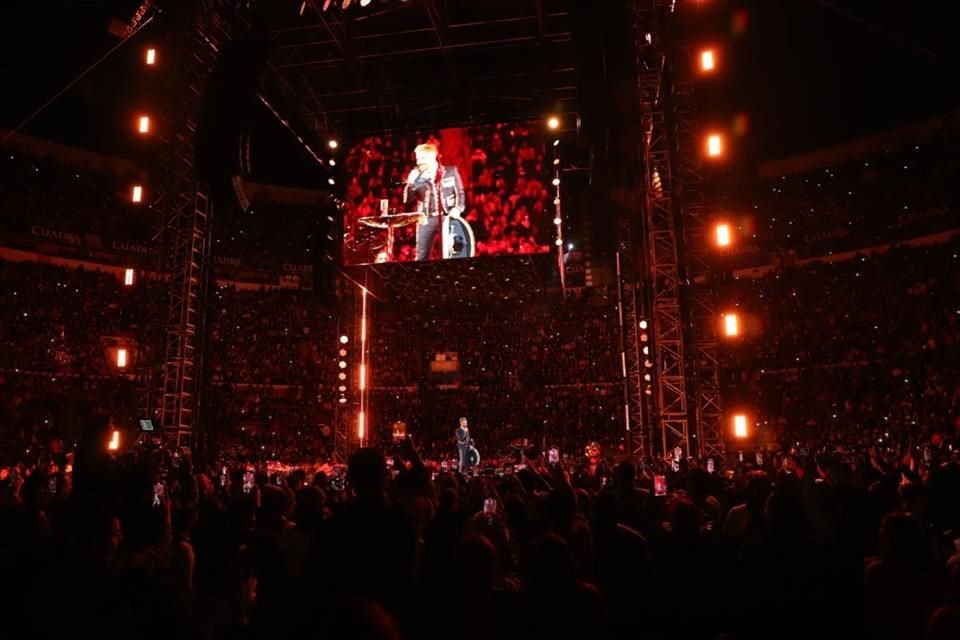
top-left (455, 534), bottom-right (499, 594)
top-left (348, 448), bottom-right (388, 500)
top-left (614, 461), bottom-right (635, 490)
top-left (878, 511), bottom-right (927, 569)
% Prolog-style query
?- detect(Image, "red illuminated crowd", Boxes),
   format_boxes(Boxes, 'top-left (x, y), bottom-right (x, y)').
top-left (3, 133), bottom-right (960, 637)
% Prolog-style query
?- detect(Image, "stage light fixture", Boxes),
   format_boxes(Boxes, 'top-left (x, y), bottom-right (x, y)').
top-left (553, 217), bottom-right (562, 225)
top-left (338, 397), bottom-right (347, 404)
top-left (358, 411), bottom-right (366, 441)
top-left (117, 349), bottom-right (128, 368)
top-left (359, 364), bottom-right (366, 390)
top-left (131, 184), bottom-right (143, 203)
top-left (552, 178), bottom-right (560, 186)
top-left (299, 1), bottom-right (307, 15)
top-left (715, 223), bottom-right (731, 247)
top-left (723, 313), bottom-right (739, 337)
top-left (360, 0), bottom-right (372, 6)
top-left (340, 335), bottom-right (349, 344)
top-left (328, 139), bottom-right (339, 149)
top-left (138, 115), bottom-right (151, 134)
top-left (342, 0), bottom-right (352, 9)
top-left (555, 238), bottom-right (563, 246)
top-left (547, 116), bottom-right (560, 130)
top-left (553, 139), bottom-right (560, 147)
top-left (568, 243), bottom-right (574, 250)
top-left (338, 372), bottom-right (347, 381)
top-left (329, 159), bottom-right (336, 166)
top-left (700, 49), bottom-right (715, 72)
top-left (108, 430), bottom-right (120, 451)
top-left (145, 48), bottom-right (156, 65)
top-left (706, 134), bottom-right (723, 157)
top-left (339, 348), bottom-right (347, 357)
top-left (639, 320), bottom-right (648, 330)
top-left (124, 269), bottom-right (135, 286)
top-left (733, 414), bottom-right (749, 438)
top-left (338, 360), bottom-right (347, 369)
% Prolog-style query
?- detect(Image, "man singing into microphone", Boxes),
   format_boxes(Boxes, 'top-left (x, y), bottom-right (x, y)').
top-left (404, 142), bottom-right (466, 261)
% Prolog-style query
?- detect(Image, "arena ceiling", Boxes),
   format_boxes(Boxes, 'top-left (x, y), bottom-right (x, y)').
top-left (255, 0), bottom-right (580, 142)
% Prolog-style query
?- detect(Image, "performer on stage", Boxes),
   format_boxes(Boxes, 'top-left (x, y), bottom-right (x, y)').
top-left (404, 142), bottom-right (466, 261)
top-left (455, 417), bottom-right (471, 469)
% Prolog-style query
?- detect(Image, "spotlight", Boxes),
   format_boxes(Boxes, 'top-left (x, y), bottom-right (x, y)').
top-left (715, 223), bottom-right (731, 247)
top-left (555, 238), bottom-right (563, 246)
top-left (339, 397), bottom-right (347, 404)
top-left (328, 139), bottom-right (339, 149)
top-left (339, 348), bottom-right (347, 357)
top-left (568, 243), bottom-right (574, 250)
top-left (553, 217), bottom-right (562, 225)
top-left (323, 0), bottom-right (333, 10)
top-left (552, 178), bottom-right (560, 186)
top-left (340, 335), bottom-right (349, 344)
top-left (108, 430), bottom-right (120, 451)
top-left (124, 268), bottom-right (135, 286)
top-left (360, 0), bottom-right (372, 5)
top-left (338, 385), bottom-right (347, 392)
top-left (358, 411), bottom-right (366, 440)
top-left (338, 372), bottom-right (347, 381)
top-left (131, 184), bottom-right (143, 203)
top-left (145, 48), bottom-right (156, 65)
top-left (699, 48), bottom-right (715, 72)
top-left (733, 414), bottom-right (749, 438)
top-left (547, 116), bottom-right (560, 130)
top-left (338, 360), bottom-right (347, 369)
top-left (706, 133), bottom-right (723, 157)
top-left (328, 178), bottom-right (336, 185)
top-left (329, 159), bottom-right (336, 166)
top-left (639, 320), bottom-right (648, 330)
top-left (116, 349), bottom-right (128, 368)
top-left (138, 115), bottom-right (151, 134)
top-left (341, 0), bottom-right (352, 9)
top-left (553, 139), bottom-right (560, 147)
top-left (723, 313), bottom-right (739, 337)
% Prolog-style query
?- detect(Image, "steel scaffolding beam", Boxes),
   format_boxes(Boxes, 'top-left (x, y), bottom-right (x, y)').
top-left (634, 0), bottom-right (691, 459)
top-left (670, 19), bottom-right (725, 462)
top-left (150, 0), bottom-right (229, 450)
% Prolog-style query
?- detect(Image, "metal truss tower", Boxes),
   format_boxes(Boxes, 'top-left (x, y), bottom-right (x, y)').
top-left (633, 0), bottom-right (691, 459)
top-left (668, 8), bottom-right (725, 462)
top-left (617, 201), bottom-right (650, 458)
top-left (149, 0), bottom-right (230, 450)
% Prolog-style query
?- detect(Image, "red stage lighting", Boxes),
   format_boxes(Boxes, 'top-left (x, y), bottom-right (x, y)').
top-left (715, 223), bottom-right (731, 247)
top-left (706, 134), bottom-right (723, 157)
top-left (723, 313), bottom-right (739, 337)
top-left (700, 49), bottom-right (715, 72)
top-left (733, 414), bottom-right (749, 439)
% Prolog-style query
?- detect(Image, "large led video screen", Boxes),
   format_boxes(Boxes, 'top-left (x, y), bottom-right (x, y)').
top-left (343, 122), bottom-right (555, 265)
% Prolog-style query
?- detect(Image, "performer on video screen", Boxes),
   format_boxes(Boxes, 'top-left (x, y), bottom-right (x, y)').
top-left (404, 142), bottom-right (465, 261)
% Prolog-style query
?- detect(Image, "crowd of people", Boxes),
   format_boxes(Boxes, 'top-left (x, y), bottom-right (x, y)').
top-left (344, 123), bottom-right (554, 263)
top-left (721, 236), bottom-right (960, 455)
top-left (718, 134), bottom-right (959, 258)
top-left (4, 126), bottom-right (960, 637)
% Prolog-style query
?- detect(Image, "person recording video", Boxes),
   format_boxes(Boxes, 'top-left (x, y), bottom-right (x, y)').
top-left (404, 142), bottom-right (465, 261)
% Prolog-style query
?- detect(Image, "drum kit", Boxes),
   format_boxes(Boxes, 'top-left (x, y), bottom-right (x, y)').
top-left (357, 211), bottom-right (475, 262)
